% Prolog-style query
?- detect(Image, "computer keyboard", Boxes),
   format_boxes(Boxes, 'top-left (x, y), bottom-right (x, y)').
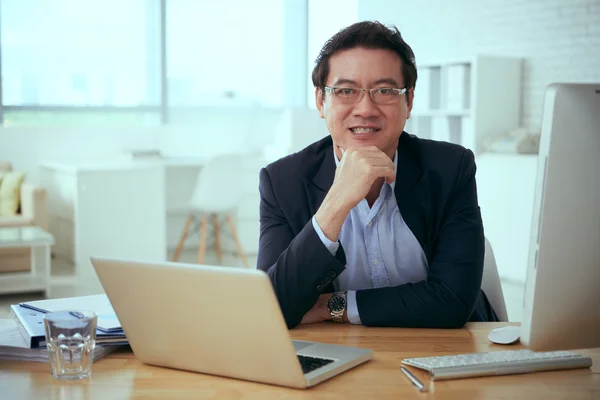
top-left (402, 349), bottom-right (593, 380)
top-left (297, 355), bottom-right (335, 374)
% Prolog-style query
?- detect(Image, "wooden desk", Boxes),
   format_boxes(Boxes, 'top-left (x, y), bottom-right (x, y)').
top-left (1, 323), bottom-right (598, 399)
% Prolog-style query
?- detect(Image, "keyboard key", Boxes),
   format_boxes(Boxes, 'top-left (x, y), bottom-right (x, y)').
top-left (297, 355), bottom-right (335, 374)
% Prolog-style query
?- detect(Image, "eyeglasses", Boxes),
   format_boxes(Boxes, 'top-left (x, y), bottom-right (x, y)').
top-left (323, 86), bottom-right (408, 105)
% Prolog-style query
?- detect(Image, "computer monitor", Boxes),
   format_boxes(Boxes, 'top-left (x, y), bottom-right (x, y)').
top-left (520, 83), bottom-right (600, 351)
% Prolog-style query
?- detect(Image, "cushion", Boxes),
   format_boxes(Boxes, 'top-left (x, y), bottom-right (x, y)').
top-left (0, 162), bottom-right (12, 172)
top-left (0, 172), bottom-right (26, 216)
top-left (0, 172), bottom-right (5, 204)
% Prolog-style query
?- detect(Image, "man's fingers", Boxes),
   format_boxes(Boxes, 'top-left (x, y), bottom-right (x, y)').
top-left (346, 145), bottom-right (382, 155)
top-left (346, 147), bottom-right (394, 163)
top-left (370, 166), bottom-right (396, 182)
top-left (359, 154), bottom-right (396, 169)
top-left (337, 146), bottom-right (346, 162)
top-left (338, 145), bottom-right (395, 176)
top-left (361, 153), bottom-right (395, 163)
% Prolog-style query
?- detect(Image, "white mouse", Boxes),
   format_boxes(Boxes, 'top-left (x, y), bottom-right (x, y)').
top-left (488, 326), bottom-right (521, 345)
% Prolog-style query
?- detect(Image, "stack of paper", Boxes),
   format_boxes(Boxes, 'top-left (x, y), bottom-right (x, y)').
top-left (8, 294), bottom-right (128, 349)
top-left (0, 319), bottom-right (121, 363)
top-left (19, 294), bottom-right (123, 333)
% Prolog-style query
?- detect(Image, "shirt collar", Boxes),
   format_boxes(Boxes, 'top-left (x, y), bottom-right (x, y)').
top-left (333, 147), bottom-right (398, 191)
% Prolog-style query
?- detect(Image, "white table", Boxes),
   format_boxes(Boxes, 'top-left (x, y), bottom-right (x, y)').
top-left (38, 156), bottom-right (263, 296)
top-left (0, 227), bottom-right (54, 296)
top-left (39, 161), bottom-right (169, 296)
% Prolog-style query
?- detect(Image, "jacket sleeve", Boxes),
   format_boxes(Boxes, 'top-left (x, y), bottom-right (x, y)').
top-left (256, 168), bottom-right (346, 328)
top-left (356, 149), bottom-right (485, 328)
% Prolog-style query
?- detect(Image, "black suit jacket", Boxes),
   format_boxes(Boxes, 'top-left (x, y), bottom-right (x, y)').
top-left (257, 132), bottom-right (498, 328)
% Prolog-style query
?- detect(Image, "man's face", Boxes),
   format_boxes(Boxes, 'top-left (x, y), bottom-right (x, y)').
top-left (316, 47), bottom-right (413, 160)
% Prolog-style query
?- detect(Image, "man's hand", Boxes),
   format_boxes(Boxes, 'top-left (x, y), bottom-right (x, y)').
top-left (332, 145), bottom-right (396, 206)
top-left (315, 146), bottom-right (396, 241)
top-left (300, 294), bottom-right (349, 324)
top-left (300, 294), bottom-right (332, 324)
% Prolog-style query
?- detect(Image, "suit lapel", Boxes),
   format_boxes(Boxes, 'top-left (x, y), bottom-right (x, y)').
top-left (306, 145), bottom-right (336, 215)
top-left (394, 132), bottom-right (431, 249)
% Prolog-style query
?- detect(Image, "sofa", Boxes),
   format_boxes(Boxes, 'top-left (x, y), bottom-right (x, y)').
top-left (0, 161), bottom-right (48, 273)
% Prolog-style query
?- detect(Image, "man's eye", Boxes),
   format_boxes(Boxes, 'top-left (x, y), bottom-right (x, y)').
top-left (337, 88), bottom-right (356, 96)
top-left (377, 88), bottom-right (393, 95)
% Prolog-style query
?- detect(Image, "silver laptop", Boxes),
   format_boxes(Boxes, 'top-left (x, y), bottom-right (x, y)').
top-left (90, 257), bottom-right (373, 388)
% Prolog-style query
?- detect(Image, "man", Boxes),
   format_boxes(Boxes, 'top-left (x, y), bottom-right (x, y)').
top-left (257, 21), bottom-right (498, 328)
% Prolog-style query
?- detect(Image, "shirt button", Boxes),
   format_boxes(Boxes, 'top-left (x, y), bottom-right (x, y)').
top-left (367, 221), bottom-right (373, 227)
top-left (373, 259), bottom-right (380, 265)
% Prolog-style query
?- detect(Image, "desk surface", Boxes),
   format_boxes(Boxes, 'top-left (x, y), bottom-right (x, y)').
top-left (1, 323), bottom-right (598, 399)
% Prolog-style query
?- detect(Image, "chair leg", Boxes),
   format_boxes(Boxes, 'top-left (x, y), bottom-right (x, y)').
top-left (212, 213), bottom-right (222, 265)
top-left (172, 214), bottom-right (195, 262)
top-left (225, 215), bottom-right (249, 267)
top-left (197, 215), bottom-right (208, 264)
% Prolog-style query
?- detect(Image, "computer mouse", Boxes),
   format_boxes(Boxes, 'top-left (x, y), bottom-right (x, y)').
top-left (488, 326), bottom-right (521, 345)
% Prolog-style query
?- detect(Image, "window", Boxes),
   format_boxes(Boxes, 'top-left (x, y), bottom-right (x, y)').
top-left (0, 0), bottom-right (307, 126)
top-left (1, 0), bottom-right (161, 126)
top-left (1, 0), bottom-right (160, 106)
top-left (166, 0), bottom-right (286, 109)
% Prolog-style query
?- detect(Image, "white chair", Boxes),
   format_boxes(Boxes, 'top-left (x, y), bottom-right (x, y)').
top-left (171, 154), bottom-right (249, 267)
top-left (481, 237), bottom-right (509, 322)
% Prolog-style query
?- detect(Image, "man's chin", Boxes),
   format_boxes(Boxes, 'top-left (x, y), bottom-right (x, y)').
top-left (336, 136), bottom-right (398, 158)
top-left (348, 136), bottom-right (383, 149)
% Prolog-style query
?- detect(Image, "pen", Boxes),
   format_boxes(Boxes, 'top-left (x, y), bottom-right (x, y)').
top-left (69, 311), bottom-right (86, 320)
top-left (401, 366), bottom-right (427, 392)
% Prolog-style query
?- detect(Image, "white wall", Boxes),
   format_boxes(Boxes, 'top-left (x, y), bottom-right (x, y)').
top-left (476, 153), bottom-right (538, 283)
top-left (359, 0), bottom-right (600, 130)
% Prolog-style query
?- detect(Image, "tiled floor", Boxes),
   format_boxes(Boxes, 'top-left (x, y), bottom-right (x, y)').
top-left (0, 251), bottom-right (524, 322)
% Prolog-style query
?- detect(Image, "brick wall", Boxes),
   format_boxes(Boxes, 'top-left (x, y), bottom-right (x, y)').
top-left (359, 0), bottom-right (600, 129)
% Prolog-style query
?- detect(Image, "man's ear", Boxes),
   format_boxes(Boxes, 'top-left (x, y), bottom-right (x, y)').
top-left (315, 87), bottom-right (325, 119)
top-left (405, 88), bottom-right (414, 119)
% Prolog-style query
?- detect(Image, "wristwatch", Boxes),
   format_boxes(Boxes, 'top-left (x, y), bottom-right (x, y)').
top-left (327, 292), bottom-right (347, 323)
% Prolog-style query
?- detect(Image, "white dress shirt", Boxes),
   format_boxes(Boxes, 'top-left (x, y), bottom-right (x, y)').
top-left (312, 149), bottom-right (428, 324)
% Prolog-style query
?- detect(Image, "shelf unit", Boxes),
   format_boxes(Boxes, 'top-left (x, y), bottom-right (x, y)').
top-left (405, 55), bottom-right (522, 154)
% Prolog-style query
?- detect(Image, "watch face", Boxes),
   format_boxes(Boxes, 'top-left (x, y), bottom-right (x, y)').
top-left (329, 295), bottom-right (346, 312)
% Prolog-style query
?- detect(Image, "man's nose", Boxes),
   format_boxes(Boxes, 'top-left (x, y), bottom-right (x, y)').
top-left (352, 91), bottom-right (379, 118)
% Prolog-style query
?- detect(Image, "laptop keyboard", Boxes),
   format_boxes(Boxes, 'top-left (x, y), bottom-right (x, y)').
top-left (297, 355), bottom-right (335, 374)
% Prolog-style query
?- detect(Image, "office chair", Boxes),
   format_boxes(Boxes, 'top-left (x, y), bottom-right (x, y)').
top-left (171, 154), bottom-right (249, 267)
top-left (481, 237), bottom-right (509, 322)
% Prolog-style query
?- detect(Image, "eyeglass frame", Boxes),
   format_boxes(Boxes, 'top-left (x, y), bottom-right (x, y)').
top-left (322, 86), bottom-right (408, 104)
